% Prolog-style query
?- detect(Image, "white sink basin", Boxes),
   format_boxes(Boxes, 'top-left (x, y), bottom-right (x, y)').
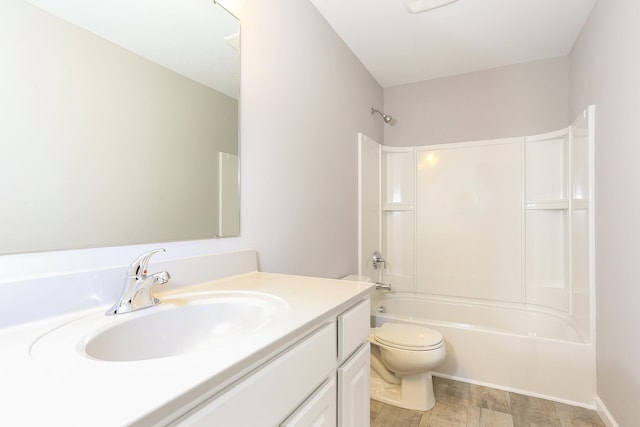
top-left (30, 291), bottom-right (288, 362)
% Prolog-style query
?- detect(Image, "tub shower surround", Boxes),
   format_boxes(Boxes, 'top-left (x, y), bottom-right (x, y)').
top-left (359, 107), bottom-right (595, 406)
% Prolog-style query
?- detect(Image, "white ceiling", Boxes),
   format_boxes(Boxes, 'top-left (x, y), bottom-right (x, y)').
top-left (309, 0), bottom-right (597, 88)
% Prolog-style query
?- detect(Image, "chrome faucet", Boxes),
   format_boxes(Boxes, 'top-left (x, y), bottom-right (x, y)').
top-left (372, 251), bottom-right (386, 270)
top-left (106, 248), bottom-right (171, 316)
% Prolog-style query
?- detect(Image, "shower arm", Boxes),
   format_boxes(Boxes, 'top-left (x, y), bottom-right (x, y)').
top-left (371, 108), bottom-right (393, 124)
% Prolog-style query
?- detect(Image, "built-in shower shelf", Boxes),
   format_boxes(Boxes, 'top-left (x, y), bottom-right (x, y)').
top-left (525, 200), bottom-right (590, 210)
top-left (382, 203), bottom-right (415, 211)
top-left (571, 199), bottom-right (590, 210)
top-left (525, 200), bottom-right (569, 210)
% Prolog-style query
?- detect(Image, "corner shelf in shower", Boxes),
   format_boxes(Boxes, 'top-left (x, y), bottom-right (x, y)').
top-left (525, 200), bottom-right (569, 210)
top-left (525, 199), bottom-right (589, 210)
top-left (382, 203), bottom-right (415, 211)
top-left (571, 199), bottom-right (590, 210)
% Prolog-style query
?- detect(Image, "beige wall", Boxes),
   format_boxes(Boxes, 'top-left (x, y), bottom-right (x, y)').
top-left (570, 1), bottom-right (640, 425)
top-left (383, 56), bottom-right (570, 146)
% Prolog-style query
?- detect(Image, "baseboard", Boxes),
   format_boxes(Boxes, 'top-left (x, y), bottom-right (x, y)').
top-left (595, 395), bottom-right (620, 427)
top-left (432, 373), bottom-right (596, 410)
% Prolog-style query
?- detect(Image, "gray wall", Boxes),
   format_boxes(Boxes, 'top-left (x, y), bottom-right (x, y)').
top-left (383, 56), bottom-right (570, 146)
top-left (240, 0), bottom-right (383, 277)
top-left (570, 1), bottom-right (640, 425)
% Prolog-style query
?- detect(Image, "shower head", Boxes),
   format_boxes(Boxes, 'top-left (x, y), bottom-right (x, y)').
top-left (371, 108), bottom-right (393, 124)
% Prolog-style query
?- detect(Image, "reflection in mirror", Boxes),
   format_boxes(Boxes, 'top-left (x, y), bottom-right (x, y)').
top-left (0, 0), bottom-right (240, 254)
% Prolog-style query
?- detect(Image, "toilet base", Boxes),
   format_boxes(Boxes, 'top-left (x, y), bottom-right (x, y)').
top-left (370, 368), bottom-right (436, 411)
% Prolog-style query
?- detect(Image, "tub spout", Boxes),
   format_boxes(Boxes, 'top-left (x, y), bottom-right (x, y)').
top-left (375, 282), bottom-right (392, 291)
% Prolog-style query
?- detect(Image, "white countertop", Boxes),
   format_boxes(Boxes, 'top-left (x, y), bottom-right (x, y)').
top-left (0, 272), bottom-right (373, 426)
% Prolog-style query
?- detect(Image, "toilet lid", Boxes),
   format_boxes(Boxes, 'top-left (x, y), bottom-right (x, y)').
top-left (374, 323), bottom-right (443, 350)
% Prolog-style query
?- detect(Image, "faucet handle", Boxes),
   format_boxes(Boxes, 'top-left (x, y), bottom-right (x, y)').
top-left (372, 251), bottom-right (386, 270)
top-left (127, 248), bottom-right (166, 278)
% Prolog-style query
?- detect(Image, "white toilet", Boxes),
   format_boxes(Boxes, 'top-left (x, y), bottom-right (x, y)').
top-left (369, 322), bottom-right (446, 411)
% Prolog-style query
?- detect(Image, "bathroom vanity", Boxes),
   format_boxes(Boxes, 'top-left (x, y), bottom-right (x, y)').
top-left (170, 295), bottom-right (371, 426)
top-left (0, 264), bottom-right (373, 427)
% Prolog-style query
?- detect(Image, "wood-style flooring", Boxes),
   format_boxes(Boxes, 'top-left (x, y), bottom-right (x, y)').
top-left (370, 377), bottom-right (605, 427)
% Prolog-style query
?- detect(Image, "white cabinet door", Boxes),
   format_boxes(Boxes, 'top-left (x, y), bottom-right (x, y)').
top-left (281, 377), bottom-right (337, 427)
top-left (338, 343), bottom-right (370, 427)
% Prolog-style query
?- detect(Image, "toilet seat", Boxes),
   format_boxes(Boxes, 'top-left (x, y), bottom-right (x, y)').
top-left (373, 323), bottom-right (443, 351)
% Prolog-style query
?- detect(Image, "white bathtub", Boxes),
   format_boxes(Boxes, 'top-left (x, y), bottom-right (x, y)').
top-left (371, 292), bottom-right (596, 407)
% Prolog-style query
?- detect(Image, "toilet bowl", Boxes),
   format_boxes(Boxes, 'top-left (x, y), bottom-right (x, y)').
top-left (369, 322), bottom-right (446, 411)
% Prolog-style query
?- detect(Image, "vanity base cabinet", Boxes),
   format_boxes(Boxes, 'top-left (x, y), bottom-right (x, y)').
top-left (168, 297), bottom-right (371, 427)
top-left (171, 322), bottom-right (337, 427)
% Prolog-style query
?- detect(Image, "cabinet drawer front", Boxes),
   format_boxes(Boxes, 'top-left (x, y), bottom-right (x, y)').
top-left (338, 299), bottom-right (370, 362)
top-left (175, 322), bottom-right (337, 426)
top-left (280, 377), bottom-right (337, 427)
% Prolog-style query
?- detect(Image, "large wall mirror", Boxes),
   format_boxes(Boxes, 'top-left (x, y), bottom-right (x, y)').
top-left (0, 0), bottom-right (240, 254)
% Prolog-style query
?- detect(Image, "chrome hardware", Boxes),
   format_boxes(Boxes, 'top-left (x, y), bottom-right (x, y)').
top-left (372, 251), bottom-right (386, 270)
top-left (375, 282), bottom-right (392, 291)
top-left (106, 248), bottom-right (171, 315)
top-left (377, 305), bottom-right (386, 313)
